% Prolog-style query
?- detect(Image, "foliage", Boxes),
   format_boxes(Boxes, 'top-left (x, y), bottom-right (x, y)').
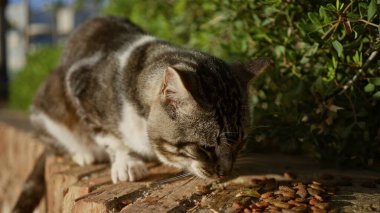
top-left (9, 46), bottom-right (62, 111)
top-left (104, 0), bottom-right (380, 167)
top-left (231, 0), bottom-right (380, 167)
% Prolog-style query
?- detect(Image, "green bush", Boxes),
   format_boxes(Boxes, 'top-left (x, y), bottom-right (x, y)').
top-left (9, 46), bottom-right (62, 111)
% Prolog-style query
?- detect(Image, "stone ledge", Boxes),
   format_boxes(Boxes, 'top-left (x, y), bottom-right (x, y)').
top-left (0, 116), bottom-right (45, 213)
top-left (1, 110), bottom-right (380, 213)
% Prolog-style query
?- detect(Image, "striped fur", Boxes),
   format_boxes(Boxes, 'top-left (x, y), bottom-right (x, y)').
top-left (13, 15), bottom-right (270, 213)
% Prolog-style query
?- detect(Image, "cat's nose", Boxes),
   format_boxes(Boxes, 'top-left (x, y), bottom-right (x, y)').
top-left (217, 174), bottom-right (228, 179)
top-left (216, 165), bottom-right (231, 179)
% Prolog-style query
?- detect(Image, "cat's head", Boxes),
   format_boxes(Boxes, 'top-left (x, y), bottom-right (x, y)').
top-left (148, 57), bottom-right (270, 179)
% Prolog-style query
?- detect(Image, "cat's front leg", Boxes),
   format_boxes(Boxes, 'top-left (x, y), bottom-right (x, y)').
top-left (94, 134), bottom-right (149, 183)
top-left (72, 150), bottom-right (95, 166)
top-left (111, 149), bottom-right (148, 182)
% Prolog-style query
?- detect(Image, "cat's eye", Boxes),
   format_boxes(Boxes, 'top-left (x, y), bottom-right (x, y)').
top-left (199, 145), bottom-right (215, 159)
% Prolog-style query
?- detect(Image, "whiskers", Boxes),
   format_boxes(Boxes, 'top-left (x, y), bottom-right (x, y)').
top-left (154, 171), bottom-right (194, 185)
top-left (220, 131), bottom-right (239, 135)
top-left (251, 125), bottom-right (271, 129)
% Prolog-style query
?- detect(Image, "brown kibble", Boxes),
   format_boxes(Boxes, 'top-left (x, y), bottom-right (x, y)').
top-left (311, 206), bottom-right (327, 213)
top-left (279, 185), bottom-right (296, 193)
top-left (249, 204), bottom-right (256, 209)
top-left (313, 194), bottom-right (324, 202)
top-left (309, 184), bottom-right (325, 192)
top-left (279, 185), bottom-right (296, 198)
top-left (320, 173), bottom-right (334, 180)
top-left (295, 197), bottom-right (307, 203)
top-left (282, 209), bottom-right (299, 213)
top-left (288, 200), bottom-right (307, 208)
top-left (255, 201), bottom-right (269, 208)
top-left (360, 181), bottom-right (376, 188)
top-left (232, 201), bottom-right (243, 210)
top-left (229, 179), bottom-right (336, 213)
top-left (269, 200), bottom-right (291, 209)
top-left (243, 208), bottom-right (252, 213)
top-left (298, 203), bottom-right (308, 209)
top-left (315, 202), bottom-right (330, 210)
top-left (307, 188), bottom-right (321, 196)
top-left (236, 189), bottom-right (261, 198)
top-left (291, 206), bottom-right (308, 212)
top-left (283, 171), bottom-right (297, 179)
top-left (275, 194), bottom-right (291, 202)
top-left (327, 191), bottom-right (335, 196)
top-left (293, 182), bottom-right (306, 190)
top-left (309, 198), bottom-right (318, 205)
top-left (262, 197), bottom-right (274, 202)
top-left (281, 191), bottom-right (296, 198)
top-left (296, 188), bottom-right (308, 198)
top-left (293, 182), bottom-right (304, 187)
top-left (267, 205), bottom-right (282, 211)
top-left (260, 191), bottom-right (274, 199)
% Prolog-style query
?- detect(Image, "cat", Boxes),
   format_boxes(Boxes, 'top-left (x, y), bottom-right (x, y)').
top-left (12, 16), bottom-right (270, 212)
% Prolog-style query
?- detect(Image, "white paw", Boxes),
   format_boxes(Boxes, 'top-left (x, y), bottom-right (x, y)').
top-left (72, 151), bottom-right (95, 166)
top-left (111, 152), bottom-right (148, 183)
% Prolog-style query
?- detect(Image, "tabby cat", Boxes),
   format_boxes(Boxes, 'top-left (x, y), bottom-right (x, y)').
top-left (12, 16), bottom-right (270, 212)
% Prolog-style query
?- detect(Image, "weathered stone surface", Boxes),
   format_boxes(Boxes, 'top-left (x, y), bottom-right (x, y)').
top-left (1, 110), bottom-right (380, 213)
top-left (120, 177), bottom-right (213, 212)
top-left (45, 156), bottom-right (109, 213)
top-left (0, 115), bottom-right (45, 213)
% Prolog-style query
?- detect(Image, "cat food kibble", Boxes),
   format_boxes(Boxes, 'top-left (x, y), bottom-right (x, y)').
top-left (231, 178), bottom-right (338, 212)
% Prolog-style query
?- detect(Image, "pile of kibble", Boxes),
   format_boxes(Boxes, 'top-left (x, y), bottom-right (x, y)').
top-left (231, 178), bottom-right (338, 213)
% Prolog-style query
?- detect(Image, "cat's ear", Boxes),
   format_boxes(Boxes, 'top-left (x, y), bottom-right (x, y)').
top-left (231, 57), bottom-right (272, 85)
top-left (161, 67), bottom-right (189, 106)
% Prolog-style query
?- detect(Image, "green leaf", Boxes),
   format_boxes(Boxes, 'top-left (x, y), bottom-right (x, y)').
top-left (373, 91), bottom-right (380, 100)
top-left (327, 66), bottom-right (336, 81)
top-left (332, 56), bottom-right (337, 68)
top-left (339, 3), bottom-right (344, 10)
top-left (319, 6), bottom-right (330, 23)
top-left (368, 0), bottom-right (377, 20)
top-left (326, 3), bottom-right (336, 11)
top-left (328, 104), bottom-right (344, 112)
top-left (353, 51), bottom-right (362, 66)
top-left (332, 40), bottom-right (343, 57)
top-left (336, 0), bottom-right (340, 11)
top-left (369, 78), bottom-right (380, 86)
top-left (274, 45), bottom-right (285, 59)
top-left (364, 83), bottom-right (375, 92)
top-left (308, 12), bottom-right (320, 26)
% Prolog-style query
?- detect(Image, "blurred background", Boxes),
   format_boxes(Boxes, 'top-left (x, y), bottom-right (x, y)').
top-left (0, 0), bottom-right (379, 168)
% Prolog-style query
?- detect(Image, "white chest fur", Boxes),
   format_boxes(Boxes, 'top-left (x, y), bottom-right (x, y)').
top-left (118, 101), bottom-right (155, 159)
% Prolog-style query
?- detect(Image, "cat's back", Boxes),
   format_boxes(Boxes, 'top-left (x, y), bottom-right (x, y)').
top-left (60, 16), bottom-right (145, 66)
